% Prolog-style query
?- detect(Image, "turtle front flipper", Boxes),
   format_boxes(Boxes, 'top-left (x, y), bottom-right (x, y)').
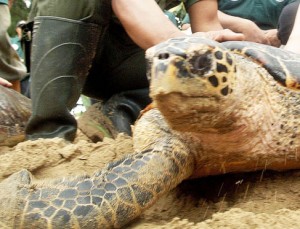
top-left (0, 109), bottom-right (194, 228)
top-left (0, 170), bottom-right (32, 228)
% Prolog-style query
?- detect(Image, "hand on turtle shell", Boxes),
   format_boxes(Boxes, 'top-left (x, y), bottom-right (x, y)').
top-left (0, 77), bottom-right (12, 87)
top-left (264, 29), bottom-right (281, 47)
top-left (193, 29), bottom-right (245, 42)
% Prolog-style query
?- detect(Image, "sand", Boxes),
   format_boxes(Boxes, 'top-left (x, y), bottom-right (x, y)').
top-left (1, 130), bottom-right (300, 228)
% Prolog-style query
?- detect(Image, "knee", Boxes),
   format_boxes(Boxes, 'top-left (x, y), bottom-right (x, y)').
top-left (278, 2), bottom-right (300, 45)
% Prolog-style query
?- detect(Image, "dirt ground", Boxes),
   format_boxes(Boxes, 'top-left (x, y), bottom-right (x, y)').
top-left (1, 130), bottom-right (300, 228)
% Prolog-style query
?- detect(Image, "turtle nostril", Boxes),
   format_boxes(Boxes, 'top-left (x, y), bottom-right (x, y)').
top-left (158, 52), bottom-right (170, 60)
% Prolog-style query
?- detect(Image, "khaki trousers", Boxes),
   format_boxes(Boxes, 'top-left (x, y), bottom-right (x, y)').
top-left (0, 4), bottom-right (26, 81)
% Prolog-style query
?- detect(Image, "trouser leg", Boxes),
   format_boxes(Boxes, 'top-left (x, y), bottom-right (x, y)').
top-left (278, 2), bottom-right (300, 45)
top-left (83, 22), bottom-right (152, 136)
top-left (0, 4), bottom-right (26, 84)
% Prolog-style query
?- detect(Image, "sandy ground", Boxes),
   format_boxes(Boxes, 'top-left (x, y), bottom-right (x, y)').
top-left (1, 129), bottom-right (300, 229)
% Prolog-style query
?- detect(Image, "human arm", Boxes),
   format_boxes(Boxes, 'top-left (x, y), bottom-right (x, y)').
top-left (188, 0), bottom-right (222, 32)
top-left (218, 10), bottom-right (271, 44)
top-left (188, 0), bottom-right (244, 40)
top-left (112, 0), bottom-right (184, 50)
top-left (284, 4), bottom-right (300, 53)
top-left (112, 0), bottom-right (244, 50)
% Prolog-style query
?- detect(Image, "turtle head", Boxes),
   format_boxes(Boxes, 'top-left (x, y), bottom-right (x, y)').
top-left (146, 36), bottom-right (237, 133)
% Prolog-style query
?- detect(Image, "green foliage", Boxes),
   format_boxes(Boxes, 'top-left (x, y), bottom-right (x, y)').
top-left (8, 0), bottom-right (30, 37)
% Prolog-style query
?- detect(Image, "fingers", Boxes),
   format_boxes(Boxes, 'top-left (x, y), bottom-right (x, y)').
top-left (264, 29), bottom-right (281, 47)
top-left (0, 77), bottom-right (12, 87)
top-left (211, 29), bottom-right (245, 42)
top-left (192, 29), bottom-right (245, 42)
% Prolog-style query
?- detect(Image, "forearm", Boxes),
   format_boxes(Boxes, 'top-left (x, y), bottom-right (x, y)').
top-left (112, 0), bottom-right (184, 50)
top-left (218, 11), bottom-right (271, 44)
top-left (189, 0), bottom-right (222, 32)
top-left (218, 11), bottom-right (252, 33)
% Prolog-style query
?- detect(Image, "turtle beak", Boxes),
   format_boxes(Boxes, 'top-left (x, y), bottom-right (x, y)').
top-left (150, 55), bottom-right (187, 97)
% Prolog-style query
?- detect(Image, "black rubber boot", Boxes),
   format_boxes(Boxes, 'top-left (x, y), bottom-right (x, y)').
top-left (101, 88), bottom-right (151, 135)
top-left (25, 16), bottom-right (100, 141)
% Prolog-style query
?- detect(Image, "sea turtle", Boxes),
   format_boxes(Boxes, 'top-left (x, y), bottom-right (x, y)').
top-left (0, 85), bottom-right (31, 147)
top-left (1, 36), bottom-right (300, 228)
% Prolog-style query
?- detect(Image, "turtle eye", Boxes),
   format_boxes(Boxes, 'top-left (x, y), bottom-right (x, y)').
top-left (191, 51), bottom-right (212, 74)
top-left (194, 52), bottom-right (211, 70)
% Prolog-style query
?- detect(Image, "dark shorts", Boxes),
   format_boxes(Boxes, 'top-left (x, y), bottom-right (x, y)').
top-left (278, 2), bottom-right (300, 45)
top-left (83, 22), bottom-right (148, 99)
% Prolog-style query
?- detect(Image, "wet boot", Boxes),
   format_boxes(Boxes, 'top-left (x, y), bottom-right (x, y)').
top-left (101, 88), bottom-right (151, 135)
top-left (25, 16), bottom-right (100, 141)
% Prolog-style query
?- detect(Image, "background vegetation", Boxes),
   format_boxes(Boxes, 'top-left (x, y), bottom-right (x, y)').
top-left (8, 0), bottom-right (31, 36)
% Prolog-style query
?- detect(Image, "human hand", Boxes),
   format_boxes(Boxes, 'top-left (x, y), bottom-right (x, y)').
top-left (0, 77), bottom-right (12, 87)
top-left (238, 20), bottom-right (270, 44)
top-left (181, 23), bottom-right (191, 31)
top-left (264, 29), bottom-right (281, 47)
top-left (193, 29), bottom-right (245, 42)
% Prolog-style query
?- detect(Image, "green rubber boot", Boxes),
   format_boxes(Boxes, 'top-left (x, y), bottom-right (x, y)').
top-left (77, 89), bottom-right (151, 142)
top-left (25, 16), bottom-right (100, 141)
top-left (101, 88), bottom-right (151, 135)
